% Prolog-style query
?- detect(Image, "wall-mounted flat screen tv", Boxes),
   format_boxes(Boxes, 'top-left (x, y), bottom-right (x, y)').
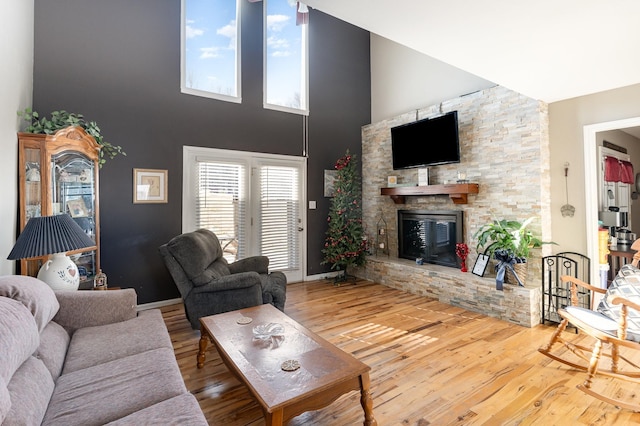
top-left (391, 111), bottom-right (460, 169)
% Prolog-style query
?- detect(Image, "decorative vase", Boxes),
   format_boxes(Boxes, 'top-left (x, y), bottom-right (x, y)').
top-left (455, 243), bottom-right (469, 273)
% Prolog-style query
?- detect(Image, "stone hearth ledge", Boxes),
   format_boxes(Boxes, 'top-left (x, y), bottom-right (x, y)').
top-left (353, 257), bottom-right (541, 328)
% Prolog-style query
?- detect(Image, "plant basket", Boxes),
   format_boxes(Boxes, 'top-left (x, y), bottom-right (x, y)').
top-left (505, 262), bottom-right (528, 286)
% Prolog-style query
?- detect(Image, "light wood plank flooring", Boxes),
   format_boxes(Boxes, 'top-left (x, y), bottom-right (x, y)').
top-left (162, 278), bottom-right (640, 425)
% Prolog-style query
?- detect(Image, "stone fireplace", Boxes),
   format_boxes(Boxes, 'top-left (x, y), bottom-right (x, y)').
top-left (398, 210), bottom-right (463, 268)
top-left (353, 85), bottom-right (552, 328)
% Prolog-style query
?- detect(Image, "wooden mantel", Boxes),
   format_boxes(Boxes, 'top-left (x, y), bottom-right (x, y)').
top-left (380, 183), bottom-right (479, 204)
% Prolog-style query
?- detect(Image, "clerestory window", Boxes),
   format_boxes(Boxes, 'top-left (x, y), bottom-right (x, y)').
top-left (264, 0), bottom-right (309, 115)
top-left (181, 0), bottom-right (241, 102)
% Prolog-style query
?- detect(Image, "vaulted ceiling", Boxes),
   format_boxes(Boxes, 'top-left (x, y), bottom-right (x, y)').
top-left (303, 0), bottom-right (640, 103)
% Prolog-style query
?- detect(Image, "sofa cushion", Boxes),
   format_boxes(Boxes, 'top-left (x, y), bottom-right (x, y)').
top-left (62, 309), bottom-right (173, 374)
top-left (34, 321), bottom-right (70, 380)
top-left (0, 275), bottom-right (59, 332)
top-left (105, 393), bottom-right (207, 425)
top-left (0, 377), bottom-right (10, 424)
top-left (43, 348), bottom-right (187, 426)
top-left (53, 289), bottom-right (137, 334)
top-left (166, 229), bottom-right (223, 282)
top-left (597, 263), bottom-right (640, 342)
top-left (4, 356), bottom-right (55, 426)
top-left (0, 297), bottom-right (39, 384)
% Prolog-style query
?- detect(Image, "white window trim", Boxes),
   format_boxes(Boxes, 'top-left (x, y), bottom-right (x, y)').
top-left (262, 0), bottom-right (309, 116)
top-left (180, 0), bottom-right (242, 103)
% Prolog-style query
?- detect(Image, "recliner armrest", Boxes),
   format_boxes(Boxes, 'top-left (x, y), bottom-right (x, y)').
top-left (191, 271), bottom-right (262, 293)
top-left (228, 256), bottom-right (269, 275)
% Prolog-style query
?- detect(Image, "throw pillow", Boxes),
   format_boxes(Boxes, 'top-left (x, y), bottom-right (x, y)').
top-left (597, 263), bottom-right (640, 342)
top-left (0, 275), bottom-right (59, 332)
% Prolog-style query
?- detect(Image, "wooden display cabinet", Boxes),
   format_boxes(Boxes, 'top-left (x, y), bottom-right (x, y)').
top-left (17, 126), bottom-right (101, 287)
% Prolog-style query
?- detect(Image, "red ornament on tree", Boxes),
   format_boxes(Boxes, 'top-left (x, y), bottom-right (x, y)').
top-left (455, 243), bottom-right (469, 272)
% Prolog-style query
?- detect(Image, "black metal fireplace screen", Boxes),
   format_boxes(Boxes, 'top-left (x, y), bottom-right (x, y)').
top-left (398, 210), bottom-right (463, 268)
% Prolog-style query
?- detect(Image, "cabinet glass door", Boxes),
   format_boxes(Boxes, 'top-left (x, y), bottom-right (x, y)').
top-left (51, 151), bottom-right (97, 285)
top-left (24, 147), bottom-right (42, 221)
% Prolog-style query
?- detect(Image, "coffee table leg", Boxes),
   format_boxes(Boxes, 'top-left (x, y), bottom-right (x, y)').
top-left (265, 409), bottom-right (284, 425)
top-left (359, 373), bottom-right (377, 426)
top-left (197, 328), bottom-right (209, 369)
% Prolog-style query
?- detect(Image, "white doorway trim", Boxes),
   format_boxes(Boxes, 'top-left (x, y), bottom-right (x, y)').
top-left (584, 116), bottom-right (640, 287)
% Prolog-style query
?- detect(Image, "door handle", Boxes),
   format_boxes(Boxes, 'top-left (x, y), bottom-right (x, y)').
top-left (298, 227), bottom-right (304, 232)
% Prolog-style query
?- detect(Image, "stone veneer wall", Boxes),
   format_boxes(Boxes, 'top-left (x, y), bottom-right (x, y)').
top-left (353, 85), bottom-right (551, 327)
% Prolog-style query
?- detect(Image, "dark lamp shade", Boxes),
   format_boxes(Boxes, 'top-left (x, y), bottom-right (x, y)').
top-left (7, 214), bottom-right (96, 260)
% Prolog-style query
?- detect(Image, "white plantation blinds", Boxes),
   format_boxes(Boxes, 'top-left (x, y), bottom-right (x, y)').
top-left (260, 166), bottom-right (299, 271)
top-left (196, 161), bottom-right (246, 261)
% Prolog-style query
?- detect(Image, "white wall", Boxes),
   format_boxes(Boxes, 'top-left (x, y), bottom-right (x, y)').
top-left (0, 1), bottom-right (34, 275)
top-left (549, 83), bottom-right (640, 256)
top-left (370, 34), bottom-right (495, 123)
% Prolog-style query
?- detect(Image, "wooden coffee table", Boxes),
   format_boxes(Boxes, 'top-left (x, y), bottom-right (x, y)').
top-left (197, 304), bottom-right (377, 425)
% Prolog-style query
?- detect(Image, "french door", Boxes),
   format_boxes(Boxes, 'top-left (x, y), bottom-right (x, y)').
top-left (183, 146), bottom-right (305, 283)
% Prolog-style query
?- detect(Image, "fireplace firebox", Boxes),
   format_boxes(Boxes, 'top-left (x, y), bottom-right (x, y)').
top-left (398, 210), bottom-right (463, 268)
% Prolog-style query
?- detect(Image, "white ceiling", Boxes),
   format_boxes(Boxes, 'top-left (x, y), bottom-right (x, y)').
top-left (303, 0), bottom-right (640, 103)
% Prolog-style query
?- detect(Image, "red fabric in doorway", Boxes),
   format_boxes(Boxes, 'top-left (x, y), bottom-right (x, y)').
top-left (604, 156), bottom-right (622, 182)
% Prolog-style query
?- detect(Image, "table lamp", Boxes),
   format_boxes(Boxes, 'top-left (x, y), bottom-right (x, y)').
top-left (7, 214), bottom-right (96, 291)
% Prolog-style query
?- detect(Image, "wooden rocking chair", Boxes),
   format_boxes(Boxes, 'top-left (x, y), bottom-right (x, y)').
top-left (539, 240), bottom-right (640, 410)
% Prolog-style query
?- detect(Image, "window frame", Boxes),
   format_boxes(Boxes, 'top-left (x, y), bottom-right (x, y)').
top-left (183, 145), bottom-right (307, 282)
top-left (262, 0), bottom-right (309, 116)
top-left (180, 0), bottom-right (242, 103)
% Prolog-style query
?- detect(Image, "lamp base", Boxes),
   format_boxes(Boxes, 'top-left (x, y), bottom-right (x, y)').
top-left (37, 252), bottom-right (80, 291)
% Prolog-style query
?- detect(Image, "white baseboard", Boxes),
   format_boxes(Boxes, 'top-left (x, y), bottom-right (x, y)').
top-left (137, 297), bottom-right (182, 311)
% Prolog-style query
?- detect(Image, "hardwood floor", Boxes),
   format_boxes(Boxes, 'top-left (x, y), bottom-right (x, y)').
top-left (162, 278), bottom-right (640, 425)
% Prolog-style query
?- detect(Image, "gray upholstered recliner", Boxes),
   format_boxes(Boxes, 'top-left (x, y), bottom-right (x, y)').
top-left (159, 229), bottom-right (287, 329)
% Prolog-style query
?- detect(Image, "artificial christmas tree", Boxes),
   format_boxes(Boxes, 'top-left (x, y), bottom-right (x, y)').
top-left (322, 150), bottom-right (367, 282)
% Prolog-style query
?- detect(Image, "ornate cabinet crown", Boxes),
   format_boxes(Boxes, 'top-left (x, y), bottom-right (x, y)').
top-left (17, 126), bottom-right (101, 287)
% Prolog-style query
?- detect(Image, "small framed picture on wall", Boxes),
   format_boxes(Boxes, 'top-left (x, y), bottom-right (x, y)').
top-left (134, 168), bottom-right (168, 204)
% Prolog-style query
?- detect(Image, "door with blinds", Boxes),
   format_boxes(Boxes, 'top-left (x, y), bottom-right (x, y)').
top-left (183, 147), bottom-right (305, 283)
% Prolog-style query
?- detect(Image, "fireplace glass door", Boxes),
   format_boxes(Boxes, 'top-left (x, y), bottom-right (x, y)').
top-left (398, 210), bottom-right (463, 268)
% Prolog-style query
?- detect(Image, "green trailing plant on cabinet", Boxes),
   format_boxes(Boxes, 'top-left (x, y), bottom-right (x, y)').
top-left (18, 108), bottom-right (126, 167)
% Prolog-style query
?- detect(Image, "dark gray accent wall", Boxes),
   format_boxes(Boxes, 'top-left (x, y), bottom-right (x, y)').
top-left (33, 0), bottom-right (370, 303)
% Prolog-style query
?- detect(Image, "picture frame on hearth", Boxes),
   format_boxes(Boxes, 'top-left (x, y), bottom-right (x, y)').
top-left (472, 254), bottom-right (490, 277)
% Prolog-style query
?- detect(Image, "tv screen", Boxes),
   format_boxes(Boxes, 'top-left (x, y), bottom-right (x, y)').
top-left (391, 111), bottom-right (460, 169)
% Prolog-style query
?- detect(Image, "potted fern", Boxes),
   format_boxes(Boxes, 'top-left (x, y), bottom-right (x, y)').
top-left (18, 108), bottom-right (125, 167)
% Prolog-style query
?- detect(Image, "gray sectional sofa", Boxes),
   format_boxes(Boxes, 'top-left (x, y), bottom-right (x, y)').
top-left (0, 275), bottom-right (207, 425)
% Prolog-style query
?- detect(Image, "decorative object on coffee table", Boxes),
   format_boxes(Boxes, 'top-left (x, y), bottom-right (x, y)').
top-left (455, 243), bottom-right (469, 272)
top-left (281, 359), bottom-right (301, 372)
